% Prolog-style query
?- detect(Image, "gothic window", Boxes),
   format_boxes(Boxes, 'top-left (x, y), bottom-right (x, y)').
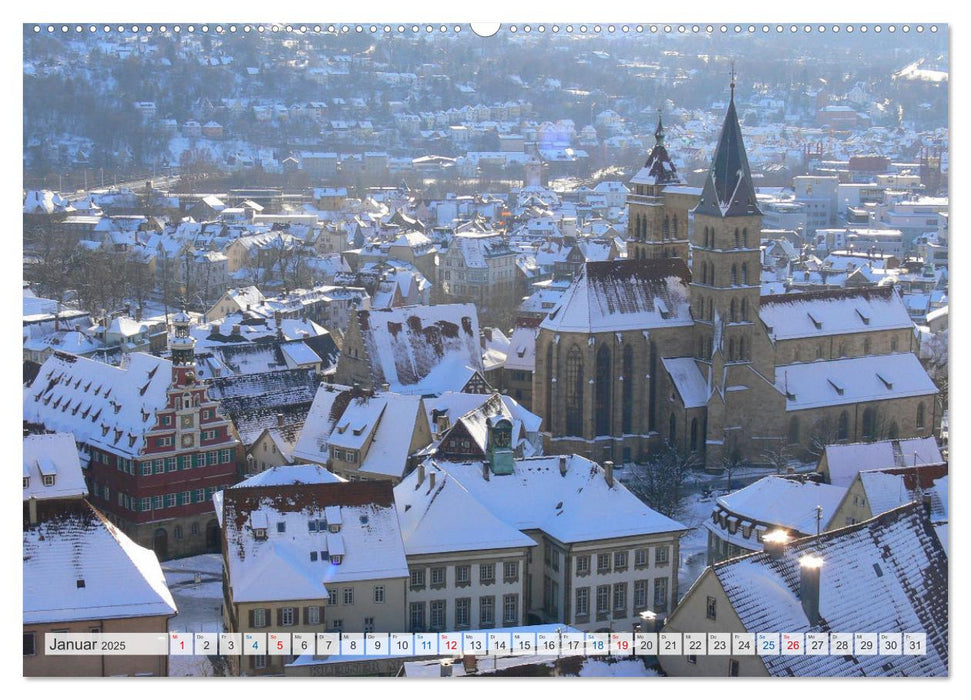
top-left (838, 411), bottom-right (850, 441)
top-left (917, 402), bottom-right (926, 429)
top-left (887, 421), bottom-right (899, 440)
top-left (663, 216), bottom-right (670, 238)
top-left (595, 345), bottom-right (612, 436)
top-left (545, 343), bottom-right (554, 428)
top-left (731, 264), bottom-right (738, 285)
top-left (707, 299), bottom-right (713, 322)
top-left (741, 262), bottom-right (748, 284)
top-left (565, 346), bottom-right (584, 437)
top-left (730, 298), bottom-right (738, 322)
top-left (862, 407), bottom-right (877, 440)
top-left (891, 336), bottom-right (899, 352)
top-left (788, 416), bottom-right (800, 445)
top-left (672, 217), bottom-right (678, 237)
top-left (740, 335), bottom-right (748, 360)
top-left (734, 228), bottom-right (741, 248)
top-left (742, 228), bottom-right (749, 247)
top-left (728, 338), bottom-right (736, 361)
top-left (741, 298), bottom-right (749, 321)
top-left (622, 345), bottom-right (634, 434)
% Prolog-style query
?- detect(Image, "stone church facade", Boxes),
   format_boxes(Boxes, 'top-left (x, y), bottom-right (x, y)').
top-left (534, 90), bottom-right (938, 470)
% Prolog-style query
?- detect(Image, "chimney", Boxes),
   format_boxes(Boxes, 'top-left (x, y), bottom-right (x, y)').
top-left (559, 455), bottom-right (567, 476)
top-left (799, 554), bottom-right (824, 626)
top-left (439, 659), bottom-right (453, 678)
top-left (762, 530), bottom-right (790, 559)
top-left (604, 460), bottom-right (614, 488)
top-left (276, 413), bottom-right (285, 427)
top-left (380, 382), bottom-right (390, 392)
top-left (428, 472), bottom-right (436, 491)
top-left (232, 324), bottom-right (241, 336)
top-left (922, 493), bottom-right (933, 519)
top-left (417, 463), bottom-right (425, 486)
top-left (482, 461), bottom-right (490, 481)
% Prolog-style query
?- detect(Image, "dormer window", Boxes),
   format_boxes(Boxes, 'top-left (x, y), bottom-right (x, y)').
top-left (330, 555), bottom-right (343, 565)
top-left (23, 476), bottom-right (29, 489)
top-left (253, 528), bottom-right (267, 540)
top-left (329, 523), bottom-right (341, 534)
top-left (43, 475), bottom-right (55, 487)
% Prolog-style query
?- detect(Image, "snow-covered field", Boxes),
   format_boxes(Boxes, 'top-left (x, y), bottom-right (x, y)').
top-left (162, 553), bottom-right (225, 676)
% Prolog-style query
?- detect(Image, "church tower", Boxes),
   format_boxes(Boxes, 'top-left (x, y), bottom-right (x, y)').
top-left (169, 309), bottom-right (197, 387)
top-left (627, 111), bottom-right (689, 260)
top-left (690, 75), bottom-right (763, 371)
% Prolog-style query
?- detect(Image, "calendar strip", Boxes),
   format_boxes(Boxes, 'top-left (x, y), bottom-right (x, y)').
top-left (43, 632), bottom-right (928, 657)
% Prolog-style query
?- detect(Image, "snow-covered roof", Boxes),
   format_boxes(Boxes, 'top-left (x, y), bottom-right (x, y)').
top-left (24, 504), bottom-right (177, 624)
top-left (429, 455), bottom-right (687, 544)
top-left (212, 465), bottom-right (346, 525)
top-left (715, 476), bottom-right (847, 536)
top-left (395, 465), bottom-right (537, 555)
top-left (760, 287), bottom-right (914, 341)
top-left (504, 325), bottom-right (539, 372)
top-left (776, 353), bottom-right (936, 411)
top-left (24, 352), bottom-right (174, 458)
top-left (220, 482), bottom-right (408, 603)
top-left (710, 503), bottom-right (947, 676)
top-left (541, 259), bottom-right (693, 333)
top-left (356, 304), bottom-right (484, 394)
top-left (858, 467), bottom-right (947, 523)
top-left (661, 357), bottom-right (709, 408)
top-left (823, 437), bottom-right (943, 487)
top-left (23, 432), bottom-right (88, 501)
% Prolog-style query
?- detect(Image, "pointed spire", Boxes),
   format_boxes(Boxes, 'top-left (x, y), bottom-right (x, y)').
top-left (692, 68), bottom-right (762, 218)
top-left (654, 109), bottom-right (665, 146)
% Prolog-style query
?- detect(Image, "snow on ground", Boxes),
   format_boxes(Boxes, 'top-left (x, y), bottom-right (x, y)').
top-left (575, 658), bottom-right (660, 677)
top-left (677, 490), bottom-right (717, 601)
top-left (162, 553), bottom-right (225, 676)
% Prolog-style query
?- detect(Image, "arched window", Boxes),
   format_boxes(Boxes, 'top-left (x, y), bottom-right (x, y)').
top-left (917, 402), bottom-right (926, 429)
top-left (734, 228), bottom-right (741, 248)
top-left (741, 262), bottom-right (748, 284)
top-left (622, 345), bottom-right (634, 433)
top-left (740, 335), bottom-right (747, 360)
top-left (707, 299), bottom-right (713, 322)
top-left (838, 410), bottom-right (850, 440)
top-left (728, 338), bottom-right (736, 360)
top-left (742, 228), bottom-right (749, 247)
top-left (730, 298), bottom-right (738, 322)
top-left (888, 421), bottom-right (899, 439)
top-left (788, 416), bottom-right (800, 445)
top-left (663, 216), bottom-right (670, 238)
top-left (668, 413), bottom-right (677, 445)
top-left (565, 346), bottom-right (584, 436)
top-left (672, 217), bottom-right (678, 237)
top-left (174, 525), bottom-right (183, 540)
top-left (595, 345), bottom-right (612, 436)
top-left (891, 336), bottom-right (899, 352)
top-left (690, 418), bottom-right (699, 451)
top-left (862, 407), bottom-right (877, 440)
top-left (731, 264), bottom-right (738, 285)
top-left (741, 298), bottom-right (749, 321)
top-left (545, 343), bottom-right (555, 428)
top-left (191, 521), bottom-right (200, 536)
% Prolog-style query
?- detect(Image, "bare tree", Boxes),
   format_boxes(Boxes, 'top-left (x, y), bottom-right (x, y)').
top-left (625, 444), bottom-right (701, 519)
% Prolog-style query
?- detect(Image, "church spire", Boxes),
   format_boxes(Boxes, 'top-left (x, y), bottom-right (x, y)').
top-left (654, 109), bottom-right (665, 147)
top-left (693, 67), bottom-right (761, 218)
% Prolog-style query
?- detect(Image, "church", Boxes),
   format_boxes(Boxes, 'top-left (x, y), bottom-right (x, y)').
top-left (533, 83), bottom-right (938, 470)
